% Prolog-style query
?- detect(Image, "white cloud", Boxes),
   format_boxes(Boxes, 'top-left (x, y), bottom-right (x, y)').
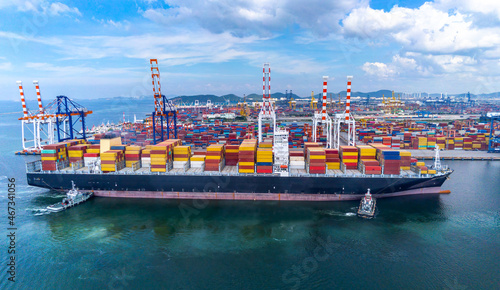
top-left (437, 0), bottom-right (500, 20)
top-left (48, 2), bottom-right (81, 16)
top-left (362, 62), bottom-right (395, 78)
top-left (92, 17), bottom-right (131, 30)
top-left (0, 62), bottom-right (12, 70)
top-left (142, 0), bottom-right (367, 37)
top-left (342, 2), bottom-right (500, 54)
top-left (0, 1), bottom-right (81, 16)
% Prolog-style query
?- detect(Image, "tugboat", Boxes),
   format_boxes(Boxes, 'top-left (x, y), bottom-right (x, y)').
top-left (47, 181), bottom-right (93, 212)
top-left (357, 189), bottom-right (376, 219)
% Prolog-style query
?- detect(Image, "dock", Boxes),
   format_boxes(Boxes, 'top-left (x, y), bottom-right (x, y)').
top-left (405, 149), bottom-right (500, 161)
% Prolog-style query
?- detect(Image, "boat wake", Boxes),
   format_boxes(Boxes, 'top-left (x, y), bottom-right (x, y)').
top-left (317, 210), bottom-right (357, 217)
top-left (28, 208), bottom-right (51, 216)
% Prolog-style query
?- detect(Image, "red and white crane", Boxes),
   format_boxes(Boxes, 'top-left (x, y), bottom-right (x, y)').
top-left (313, 76), bottom-right (333, 148)
top-left (16, 80), bottom-right (56, 153)
top-left (332, 76), bottom-right (356, 148)
top-left (258, 63), bottom-right (276, 142)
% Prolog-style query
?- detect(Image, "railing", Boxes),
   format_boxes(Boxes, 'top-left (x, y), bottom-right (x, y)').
top-left (26, 160), bottom-right (42, 173)
top-left (71, 160), bottom-right (84, 171)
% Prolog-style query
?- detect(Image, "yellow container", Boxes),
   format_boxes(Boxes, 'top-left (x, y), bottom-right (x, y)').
top-left (174, 157), bottom-right (189, 161)
top-left (151, 168), bottom-right (166, 172)
top-left (191, 155), bottom-right (206, 161)
top-left (206, 156), bottom-right (221, 160)
top-left (68, 151), bottom-right (84, 157)
top-left (309, 155), bottom-right (326, 160)
top-left (428, 169), bottom-right (436, 174)
top-left (239, 162), bottom-right (254, 166)
top-left (238, 169), bottom-right (255, 173)
top-left (326, 162), bottom-right (340, 169)
top-left (416, 161), bottom-right (425, 166)
top-left (41, 156), bottom-right (57, 161)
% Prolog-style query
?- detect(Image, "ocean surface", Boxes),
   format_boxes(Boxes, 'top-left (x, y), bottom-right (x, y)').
top-left (0, 100), bottom-right (499, 289)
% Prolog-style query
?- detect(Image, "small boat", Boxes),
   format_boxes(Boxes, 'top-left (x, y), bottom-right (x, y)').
top-left (47, 181), bottom-right (93, 212)
top-left (357, 189), bottom-right (376, 219)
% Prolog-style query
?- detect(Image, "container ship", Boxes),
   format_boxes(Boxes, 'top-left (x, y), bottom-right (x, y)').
top-left (26, 136), bottom-right (452, 201)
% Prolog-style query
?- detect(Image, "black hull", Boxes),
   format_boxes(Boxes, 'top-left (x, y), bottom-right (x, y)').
top-left (27, 172), bottom-right (449, 199)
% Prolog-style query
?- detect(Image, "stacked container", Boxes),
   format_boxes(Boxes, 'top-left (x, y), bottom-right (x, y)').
top-left (416, 161), bottom-right (428, 174)
top-left (100, 150), bottom-right (124, 172)
top-left (289, 148), bottom-right (305, 169)
top-left (191, 153), bottom-right (206, 169)
top-left (454, 137), bottom-right (463, 149)
top-left (357, 145), bottom-right (376, 161)
top-left (205, 144), bottom-right (225, 171)
top-left (83, 144), bottom-right (100, 167)
top-left (376, 148), bottom-right (401, 175)
top-left (436, 137), bottom-right (446, 149)
top-left (141, 147), bottom-right (151, 168)
top-left (391, 137), bottom-right (400, 149)
top-left (307, 147), bottom-right (326, 174)
top-left (399, 150), bottom-right (412, 170)
top-left (427, 137), bottom-right (436, 149)
top-left (173, 145), bottom-right (191, 170)
top-left (360, 159), bottom-right (381, 175)
top-left (463, 137), bottom-right (472, 150)
top-left (125, 146), bottom-right (141, 167)
top-left (256, 148), bottom-right (273, 173)
top-left (340, 146), bottom-right (359, 170)
top-left (239, 139), bottom-right (257, 173)
top-left (41, 143), bottom-right (68, 171)
top-left (225, 144), bottom-right (239, 166)
top-left (325, 149), bottom-right (340, 170)
top-left (150, 143), bottom-right (170, 172)
top-left (68, 144), bottom-right (89, 164)
top-left (418, 137), bottom-right (427, 150)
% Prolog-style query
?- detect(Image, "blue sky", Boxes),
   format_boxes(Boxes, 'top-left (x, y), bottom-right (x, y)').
top-left (1, 0), bottom-right (500, 101)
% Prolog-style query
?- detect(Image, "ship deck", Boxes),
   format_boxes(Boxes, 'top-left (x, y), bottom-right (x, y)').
top-left (56, 165), bottom-right (423, 178)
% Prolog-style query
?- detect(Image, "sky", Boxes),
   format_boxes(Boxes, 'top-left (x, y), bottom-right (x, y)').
top-left (1, 0), bottom-right (500, 101)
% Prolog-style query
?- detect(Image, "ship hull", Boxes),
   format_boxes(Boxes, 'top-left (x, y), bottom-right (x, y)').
top-left (27, 172), bottom-right (449, 201)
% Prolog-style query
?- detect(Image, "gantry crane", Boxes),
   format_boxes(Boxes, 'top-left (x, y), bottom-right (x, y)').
top-left (310, 91), bottom-right (317, 110)
top-left (150, 59), bottom-right (177, 143)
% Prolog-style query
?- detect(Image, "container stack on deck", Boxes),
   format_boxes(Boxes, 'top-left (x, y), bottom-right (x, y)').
top-left (289, 148), bottom-right (305, 169)
top-left (141, 148), bottom-right (151, 168)
top-left (399, 150), bottom-right (412, 170)
top-left (372, 144), bottom-right (401, 175)
top-left (225, 144), bottom-right (239, 166)
top-left (100, 150), bottom-right (124, 172)
top-left (357, 145), bottom-right (381, 174)
top-left (84, 144), bottom-right (100, 167)
top-left (340, 146), bottom-right (359, 170)
top-left (307, 147), bottom-right (326, 174)
top-left (68, 144), bottom-right (89, 165)
top-left (125, 146), bottom-right (141, 168)
top-left (173, 146), bottom-right (191, 170)
top-left (205, 144), bottom-right (225, 171)
top-left (256, 148), bottom-right (273, 173)
top-left (41, 143), bottom-right (67, 171)
top-left (239, 140), bottom-right (257, 173)
top-left (191, 152), bottom-right (206, 169)
top-left (325, 149), bottom-right (340, 170)
top-left (150, 143), bottom-right (170, 173)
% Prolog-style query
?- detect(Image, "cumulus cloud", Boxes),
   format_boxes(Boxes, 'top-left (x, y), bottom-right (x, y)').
top-left (362, 62), bottom-right (395, 78)
top-left (48, 2), bottom-right (81, 16)
top-left (343, 2), bottom-right (500, 54)
top-left (142, 0), bottom-right (367, 37)
top-left (0, 1), bottom-right (81, 16)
